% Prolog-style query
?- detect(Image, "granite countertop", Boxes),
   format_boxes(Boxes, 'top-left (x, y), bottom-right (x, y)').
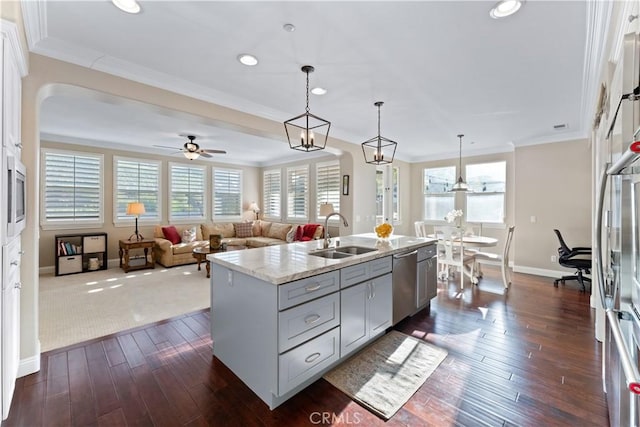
top-left (207, 233), bottom-right (436, 285)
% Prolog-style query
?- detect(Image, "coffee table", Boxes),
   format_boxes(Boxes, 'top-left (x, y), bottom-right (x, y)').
top-left (192, 246), bottom-right (225, 278)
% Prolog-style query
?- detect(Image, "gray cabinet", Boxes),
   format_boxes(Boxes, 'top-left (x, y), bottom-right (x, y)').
top-left (340, 273), bottom-right (392, 358)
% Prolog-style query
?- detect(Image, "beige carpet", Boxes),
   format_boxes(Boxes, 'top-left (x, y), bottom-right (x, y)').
top-left (39, 264), bottom-right (210, 352)
top-left (323, 330), bottom-right (448, 420)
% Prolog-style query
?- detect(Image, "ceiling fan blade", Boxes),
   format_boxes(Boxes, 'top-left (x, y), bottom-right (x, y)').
top-left (199, 152), bottom-right (213, 158)
top-left (152, 144), bottom-right (181, 150)
top-left (202, 149), bottom-right (227, 154)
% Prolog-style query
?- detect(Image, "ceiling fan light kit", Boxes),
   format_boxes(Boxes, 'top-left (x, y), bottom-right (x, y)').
top-left (361, 101), bottom-right (398, 165)
top-left (284, 65), bottom-right (331, 152)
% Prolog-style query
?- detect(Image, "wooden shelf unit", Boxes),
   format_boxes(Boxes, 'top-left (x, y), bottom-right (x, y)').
top-left (55, 232), bottom-right (108, 276)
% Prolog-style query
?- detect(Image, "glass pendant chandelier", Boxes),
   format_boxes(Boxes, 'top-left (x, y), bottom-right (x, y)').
top-left (451, 134), bottom-right (469, 192)
top-left (284, 65), bottom-right (330, 152)
top-left (361, 101), bottom-right (397, 165)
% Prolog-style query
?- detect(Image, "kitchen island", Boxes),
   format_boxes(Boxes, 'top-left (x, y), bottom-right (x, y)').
top-left (208, 233), bottom-right (436, 409)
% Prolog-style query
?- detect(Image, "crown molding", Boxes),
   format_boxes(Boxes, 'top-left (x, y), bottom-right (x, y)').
top-left (609, 0), bottom-right (639, 64)
top-left (20, 0), bottom-right (47, 52)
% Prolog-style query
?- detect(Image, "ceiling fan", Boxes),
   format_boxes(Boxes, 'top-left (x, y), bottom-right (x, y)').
top-left (154, 135), bottom-right (227, 160)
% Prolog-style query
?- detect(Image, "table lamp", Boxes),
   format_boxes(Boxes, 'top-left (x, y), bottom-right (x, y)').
top-left (126, 202), bottom-right (146, 241)
top-left (319, 202), bottom-right (334, 217)
top-left (249, 201), bottom-right (260, 220)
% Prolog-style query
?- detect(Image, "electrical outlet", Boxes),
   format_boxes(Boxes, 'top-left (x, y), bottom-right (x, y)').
top-left (551, 255), bottom-right (557, 263)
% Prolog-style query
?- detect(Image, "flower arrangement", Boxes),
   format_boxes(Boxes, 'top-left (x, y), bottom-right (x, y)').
top-left (375, 222), bottom-right (393, 239)
top-left (445, 209), bottom-right (463, 226)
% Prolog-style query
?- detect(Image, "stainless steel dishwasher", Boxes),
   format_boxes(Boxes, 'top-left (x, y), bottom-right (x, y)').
top-left (392, 245), bottom-right (437, 325)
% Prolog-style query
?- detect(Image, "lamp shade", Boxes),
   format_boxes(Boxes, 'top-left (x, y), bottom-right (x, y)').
top-left (126, 202), bottom-right (146, 216)
top-left (319, 203), bottom-right (335, 217)
top-left (248, 202), bottom-right (260, 212)
top-left (184, 151), bottom-right (200, 160)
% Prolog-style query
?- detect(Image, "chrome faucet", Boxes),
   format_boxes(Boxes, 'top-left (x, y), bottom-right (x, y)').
top-left (323, 213), bottom-right (349, 249)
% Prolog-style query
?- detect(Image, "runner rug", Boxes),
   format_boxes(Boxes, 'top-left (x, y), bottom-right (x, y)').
top-left (323, 330), bottom-right (448, 420)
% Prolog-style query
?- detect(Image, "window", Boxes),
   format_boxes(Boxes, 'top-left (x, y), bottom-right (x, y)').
top-left (212, 168), bottom-right (242, 219)
top-left (41, 149), bottom-right (103, 227)
top-left (376, 165), bottom-right (400, 223)
top-left (316, 161), bottom-right (340, 218)
top-left (169, 163), bottom-right (206, 221)
top-left (263, 169), bottom-right (281, 219)
top-left (423, 166), bottom-right (455, 221)
top-left (114, 157), bottom-right (161, 223)
top-left (466, 161), bottom-right (506, 223)
top-left (287, 165), bottom-right (309, 220)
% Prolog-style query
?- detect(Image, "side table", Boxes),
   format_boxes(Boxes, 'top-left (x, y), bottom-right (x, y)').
top-left (119, 239), bottom-right (155, 273)
top-left (193, 246), bottom-right (225, 278)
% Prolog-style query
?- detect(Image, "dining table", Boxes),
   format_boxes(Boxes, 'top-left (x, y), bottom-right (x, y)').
top-left (428, 232), bottom-right (499, 284)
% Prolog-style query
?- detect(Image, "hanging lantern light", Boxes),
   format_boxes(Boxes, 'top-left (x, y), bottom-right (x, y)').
top-left (361, 101), bottom-right (397, 165)
top-left (284, 65), bottom-right (330, 152)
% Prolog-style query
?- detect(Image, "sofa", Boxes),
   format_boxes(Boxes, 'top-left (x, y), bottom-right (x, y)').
top-left (153, 220), bottom-right (324, 268)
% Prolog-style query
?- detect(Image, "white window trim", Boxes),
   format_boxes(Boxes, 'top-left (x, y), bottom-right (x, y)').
top-left (464, 161), bottom-right (506, 225)
top-left (212, 166), bottom-right (243, 221)
top-left (40, 148), bottom-right (104, 230)
top-left (112, 156), bottom-right (162, 227)
top-left (168, 161), bottom-right (208, 223)
top-left (316, 160), bottom-right (341, 222)
top-left (286, 164), bottom-right (309, 222)
top-left (263, 168), bottom-right (282, 221)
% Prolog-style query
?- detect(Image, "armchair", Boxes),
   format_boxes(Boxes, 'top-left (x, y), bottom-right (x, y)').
top-left (553, 229), bottom-right (592, 292)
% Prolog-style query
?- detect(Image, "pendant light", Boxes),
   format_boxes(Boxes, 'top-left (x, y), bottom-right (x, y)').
top-left (451, 134), bottom-right (469, 192)
top-left (284, 65), bottom-right (330, 152)
top-left (361, 101), bottom-right (397, 165)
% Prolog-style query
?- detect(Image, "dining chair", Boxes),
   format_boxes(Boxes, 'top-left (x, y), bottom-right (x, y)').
top-left (472, 226), bottom-right (515, 289)
top-left (414, 221), bottom-right (428, 238)
top-left (436, 225), bottom-right (475, 289)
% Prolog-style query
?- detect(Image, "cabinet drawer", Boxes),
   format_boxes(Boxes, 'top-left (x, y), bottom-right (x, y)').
top-left (278, 293), bottom-right (340, 353)
top-left (369, 256), bottom-right (392, 278)
top-left (278, 327), bottom-right (339, 396)
top-left (340, 263), bottom-right (368, 288)
top-left (58, 256), bottom-right (82, 275)
top-left (341, 256), bottom-right (392, 289)
top-left (83, 235), bottom-right (106, 253)
top-left (278, 270), bottom-right (340, 310)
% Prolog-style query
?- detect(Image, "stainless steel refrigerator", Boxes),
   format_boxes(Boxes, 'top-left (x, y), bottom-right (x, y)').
top-left (596, 33), bottom-right (640, 427)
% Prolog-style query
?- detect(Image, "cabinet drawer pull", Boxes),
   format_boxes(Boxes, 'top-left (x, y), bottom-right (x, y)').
top-left (305, 352), bottom-right (321, 363)
top-left (304, 314), bottom-right (321, 324)
top-left (10, 260), bottom-right (19, 266)
top-left (18, 250), bottom-right (25, 256)
top-left (14, 282), bottom-right (21, 289)
top-left (305, 284), bottom-right (321, 292)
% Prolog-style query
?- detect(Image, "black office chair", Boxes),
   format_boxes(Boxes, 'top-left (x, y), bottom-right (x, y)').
top-left (553, 229), bottom-right (592, 292)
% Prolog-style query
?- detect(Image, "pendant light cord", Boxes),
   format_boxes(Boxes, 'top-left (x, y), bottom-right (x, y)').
top-left (305, 69), bottom-right (310, 114)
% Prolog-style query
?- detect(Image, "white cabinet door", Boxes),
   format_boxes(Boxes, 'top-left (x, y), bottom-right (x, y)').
top-left (340, 281), bottom-right (368, 357)
top-left (368, 273), bottom-right (392, 337)
top-left (3, 37), bottom-right (21, 157)
top-left (2, 237), bottom-right (20, 420)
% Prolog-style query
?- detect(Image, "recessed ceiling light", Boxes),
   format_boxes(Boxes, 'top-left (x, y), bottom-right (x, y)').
top-left (489, 0), bottom-right (523, 19)
top-left (237, 54), bottom-right (258, 66)
top-left (283, 23), bottom-right (296, 32)
top-left (112, 0), bottom-right (141, 14)
top-left (311, 87), bottom-right (327, 95)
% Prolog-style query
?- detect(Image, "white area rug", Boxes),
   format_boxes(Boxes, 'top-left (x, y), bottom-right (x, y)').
top-left (323, 330), bottom-right (448, 420)
top-left (39, 265), bottom-right (210, 352)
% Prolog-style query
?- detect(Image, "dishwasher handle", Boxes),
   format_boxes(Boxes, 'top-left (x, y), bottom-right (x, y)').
top-left (393, 250), bottom-right (418, 259)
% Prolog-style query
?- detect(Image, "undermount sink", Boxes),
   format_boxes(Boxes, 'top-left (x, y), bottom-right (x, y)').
top-left (308, 249), bottom-right (353, 259)
top-left (334, 246), bottom-right (377, 255)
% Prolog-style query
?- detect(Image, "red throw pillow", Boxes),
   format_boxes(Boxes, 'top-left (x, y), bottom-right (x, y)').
top-left (294, 225), bottom-right (304, 242)
top-left (162, 226), bottom-right (182, 245)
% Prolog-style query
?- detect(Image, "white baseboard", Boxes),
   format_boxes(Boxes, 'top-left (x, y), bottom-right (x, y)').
top-left (513, 265), bottom-right (575, 279)
top-left (18, 340), bottom-right (41, 377)
top-left (39, 257), bottom-right (123, 275)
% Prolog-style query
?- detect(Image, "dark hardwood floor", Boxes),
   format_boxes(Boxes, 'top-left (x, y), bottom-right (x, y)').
top-left (4, 267), bottom-right (608, 426)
